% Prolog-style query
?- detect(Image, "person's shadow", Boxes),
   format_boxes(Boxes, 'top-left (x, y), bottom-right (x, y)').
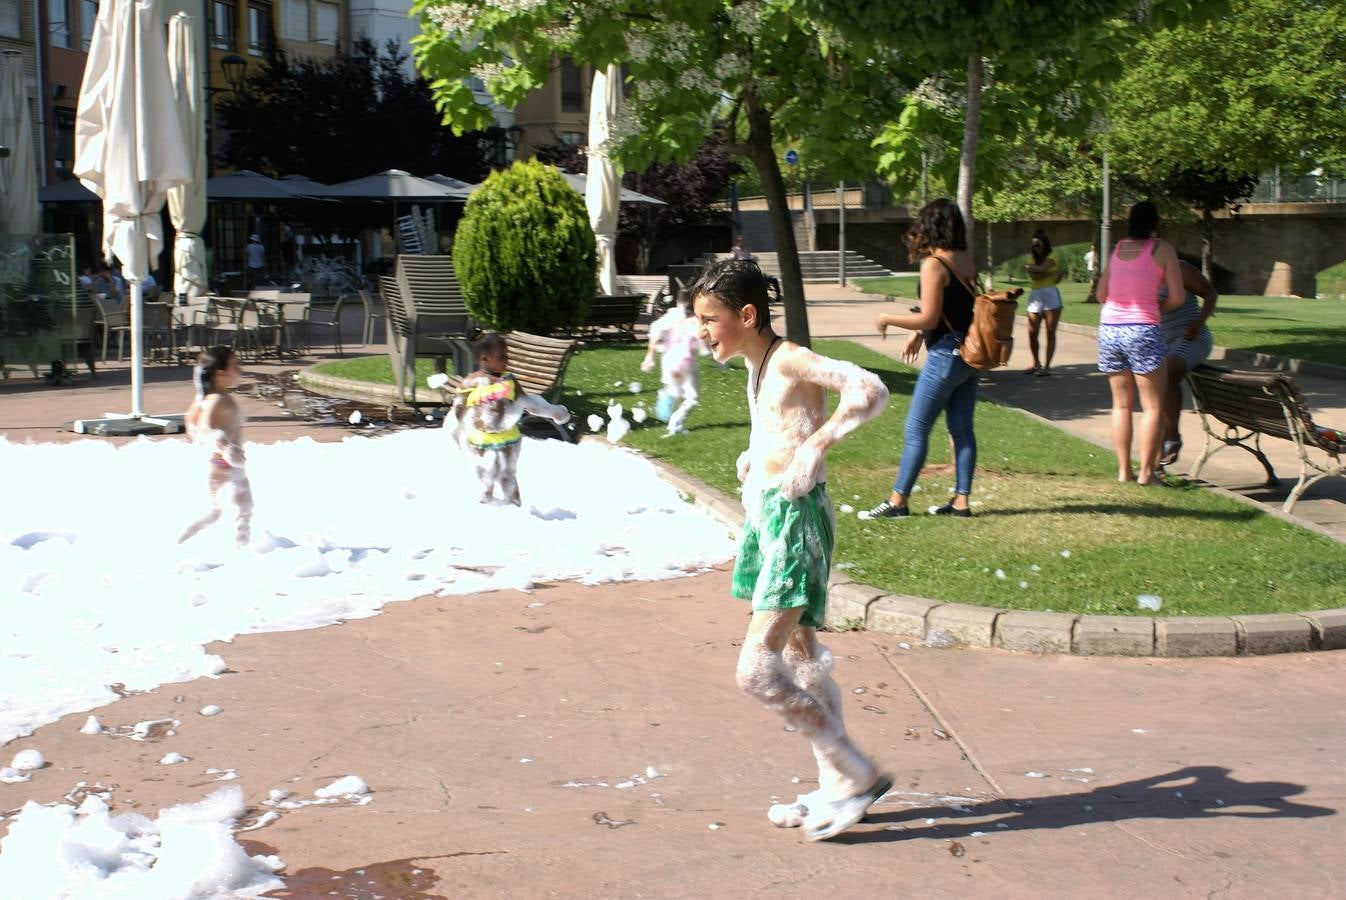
top-left (837, 765), bottom-right (1334, 844)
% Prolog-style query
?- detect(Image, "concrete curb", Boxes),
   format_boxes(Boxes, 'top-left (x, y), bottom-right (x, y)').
top-left (296, 365), bottom-right (1346, 659)
top-left (1040, 319), bottom-right (1346, 381)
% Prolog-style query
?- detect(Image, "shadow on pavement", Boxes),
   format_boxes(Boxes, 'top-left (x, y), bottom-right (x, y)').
top-left (838, 765), bottom-right (1335, 845)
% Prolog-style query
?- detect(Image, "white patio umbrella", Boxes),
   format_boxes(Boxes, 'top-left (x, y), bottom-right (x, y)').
top-left (584, 63), bottom-right (622, 295)
top-left (73, 0), bottom-right (191, 431)
top-left (0, 49), bottom-right (40, 235)
top-left (166, 12), bottom-right (207, 300)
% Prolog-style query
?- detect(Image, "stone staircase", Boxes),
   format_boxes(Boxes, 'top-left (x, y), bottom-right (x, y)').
top-left (699, 249), bottom-right (892, 283)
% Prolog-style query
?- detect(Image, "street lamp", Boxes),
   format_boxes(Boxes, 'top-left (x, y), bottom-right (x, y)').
top-left (220, 53), bottom-right (247, 93)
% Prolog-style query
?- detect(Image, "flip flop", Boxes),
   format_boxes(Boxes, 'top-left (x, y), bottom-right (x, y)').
top-left (803, 773), bottom-right (895, 842)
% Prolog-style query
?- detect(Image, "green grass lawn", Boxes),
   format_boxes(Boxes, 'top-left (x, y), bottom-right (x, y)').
top-left (315, 344), bottom-right (1346, 617)
top-left (853, 277), bottom-right (1346, 367)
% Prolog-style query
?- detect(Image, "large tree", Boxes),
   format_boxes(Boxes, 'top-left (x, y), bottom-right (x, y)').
top-left (217, 38), bottom-right (487, 185)
top-left (410, 1), bottom-right (914, 346)
top-left (1104, 0), bottom-right (1346, 278)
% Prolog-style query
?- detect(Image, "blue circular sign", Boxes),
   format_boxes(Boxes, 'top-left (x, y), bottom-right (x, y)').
top-left (785, 149), bottom-right (799, 166)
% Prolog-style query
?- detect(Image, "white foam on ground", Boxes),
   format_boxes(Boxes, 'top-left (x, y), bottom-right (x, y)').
top-left (0, 430), bottom-right (734, 746)
top-left (0, 786), bottom-right (283, 897)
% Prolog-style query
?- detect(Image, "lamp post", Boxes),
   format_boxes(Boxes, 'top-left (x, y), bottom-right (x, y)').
top-left (205, 53), bottom-right (247, 176)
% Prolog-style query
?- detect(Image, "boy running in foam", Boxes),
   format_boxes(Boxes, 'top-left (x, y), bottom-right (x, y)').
top-left (179, 346), bottom-right (253, 548)
top-left (641, 288), bottom-right (706, 436)
top-left (449, 333), bottom-right (571, 506)
top-left (690, 259), bottom-right (893, 841)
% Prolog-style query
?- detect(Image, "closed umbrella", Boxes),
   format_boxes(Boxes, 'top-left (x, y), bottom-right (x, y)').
top-left (73, 0), bottom-right (191, 431)
top-left (166, 12), bottom-right (207, 300)
top-left (0, 49), bottom-right (39, 235)
top-left (584, 64), bottom-right (621, 295)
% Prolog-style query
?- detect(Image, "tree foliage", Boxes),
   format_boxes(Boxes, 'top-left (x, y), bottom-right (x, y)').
top-left (410, 0), bottom-right (916, 345)
top-left (217, 38), bottom-right (487, 184)
top-left (452, 160), bottom-right (596, 333)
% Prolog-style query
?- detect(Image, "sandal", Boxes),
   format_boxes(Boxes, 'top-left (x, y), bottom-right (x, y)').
top-left (1158, 439), bottom-right (1182, 466)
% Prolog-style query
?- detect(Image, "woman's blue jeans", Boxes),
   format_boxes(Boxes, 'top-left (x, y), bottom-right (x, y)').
top-left (893, 335), bottom-right (979, 497)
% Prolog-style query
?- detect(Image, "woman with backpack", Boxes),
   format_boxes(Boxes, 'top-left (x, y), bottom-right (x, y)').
top-left (863, 198), bottom-right (980, 519)
top-left (1096, 201), bottom-right (1185, 485)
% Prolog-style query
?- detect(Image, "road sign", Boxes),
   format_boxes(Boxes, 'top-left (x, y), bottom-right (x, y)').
top-left (784, 149), bottom-right (798, 166)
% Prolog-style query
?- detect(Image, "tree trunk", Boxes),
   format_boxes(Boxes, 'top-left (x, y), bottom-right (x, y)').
top-left (745, 95), bottom-right (810, 346)
top-left (1201, 206), bottom-right (1214, 281)
top-left (956, 50), bottom-right (983, 250)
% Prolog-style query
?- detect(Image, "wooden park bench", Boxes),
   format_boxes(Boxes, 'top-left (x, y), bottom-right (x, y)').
top-left (435, 330), bottom-right (580, 441)
top-left (616, 274), bottom-right (671, 311)
top-left (572, 293), bottom-right (645, 341)
top-left (1186, 364), bottom-right (1343, 513)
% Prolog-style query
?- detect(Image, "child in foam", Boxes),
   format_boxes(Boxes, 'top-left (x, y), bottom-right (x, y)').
top-left (178, 347), bottom-right (253, 548)
top-left (690, 258), bottom-right (893, 841)
top-left (449, 333), bottom-right (571, 506)
top-left (641, 288), bottom-right (707, 436)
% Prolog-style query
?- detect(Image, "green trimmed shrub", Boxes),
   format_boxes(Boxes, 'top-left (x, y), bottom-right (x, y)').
top-left (452, 160), bottom-right (596, 333)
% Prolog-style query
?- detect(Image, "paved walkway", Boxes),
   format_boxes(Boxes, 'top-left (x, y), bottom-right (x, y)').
top-left (1, 300), bottom-right (1344, 896)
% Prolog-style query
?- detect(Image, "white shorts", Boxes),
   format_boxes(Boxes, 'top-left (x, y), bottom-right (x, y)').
top-left (1026, 286), bottom-right (1062, 314)
top-left (1165, 326), bottom-right (1213, 373)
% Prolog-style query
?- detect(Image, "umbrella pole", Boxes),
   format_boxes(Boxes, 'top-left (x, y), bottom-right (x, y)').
top-left (130, 279), bottom-right (144, 417)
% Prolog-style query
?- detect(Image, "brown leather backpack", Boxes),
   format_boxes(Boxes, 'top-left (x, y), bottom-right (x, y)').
top-left (943, 277), bottom-right (1024, 370)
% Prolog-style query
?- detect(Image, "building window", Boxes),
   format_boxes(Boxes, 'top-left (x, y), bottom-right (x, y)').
top-left (248, 2), bottom-right (273, 56)
top-left (560, 57), bottom-right (584, 113)
top-left (314, 0), bottom-right (337, 43)
top-left (80, 0), bottom-right (97, 50)
top-left (560, 130), bottom-right (585, 147)
top-left (54, 108), bottom-right (76, 173)
top-left (1, 0), bottom-right (22, 38)
top-left (280, 0), bottom-right (307, 41)
top-left (210, 1), bottom-right (235, 50)
top-left (48, 0), bottom-right (72, 48)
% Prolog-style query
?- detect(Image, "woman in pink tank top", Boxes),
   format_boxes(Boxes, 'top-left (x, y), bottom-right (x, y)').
top-left (1095, 201), bottom-right (1184, 485)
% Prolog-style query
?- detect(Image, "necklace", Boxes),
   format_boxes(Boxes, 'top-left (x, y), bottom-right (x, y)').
top-left (752, 335), bottom-right (783, 406)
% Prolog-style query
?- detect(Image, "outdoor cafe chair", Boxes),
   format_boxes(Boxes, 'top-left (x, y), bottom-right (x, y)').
top-left (358, 288), bottom-right (385, 346)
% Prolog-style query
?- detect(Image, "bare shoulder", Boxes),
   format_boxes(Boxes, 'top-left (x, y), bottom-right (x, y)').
top-left (204, 393), bottom-right (239, 429)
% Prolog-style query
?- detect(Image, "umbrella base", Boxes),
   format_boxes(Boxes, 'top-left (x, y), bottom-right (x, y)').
top-left (67, 413), bottom-right (186, 436)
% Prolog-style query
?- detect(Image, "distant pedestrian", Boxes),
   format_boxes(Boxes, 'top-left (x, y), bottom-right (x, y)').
top-left (1095, 201), bottom-right (1185, 485)
top-left (729, 236), bottom-right (754, 261)
top-left (1022, 228), bottom-right (1063, 375)
top-left (245, 234), bottom-right (266, 288)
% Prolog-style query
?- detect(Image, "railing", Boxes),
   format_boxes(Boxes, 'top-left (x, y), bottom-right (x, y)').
top-left (724, 179), bottom-right (911, 212)
top-left (1246, 173), bottom-right (1346, 205)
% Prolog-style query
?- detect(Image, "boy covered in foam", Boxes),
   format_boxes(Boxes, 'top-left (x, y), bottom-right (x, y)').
top-left (449, 333), bottom-right (570, 505)
top-left (690, 258), bottom-right (893, 841)
top-left (179, 346), bottom-right (253, 548)
top-left (641, 288), bottom-right (707, 436)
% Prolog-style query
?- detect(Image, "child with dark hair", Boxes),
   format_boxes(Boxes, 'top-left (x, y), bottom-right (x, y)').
top-left (690, 257), bottom-right (892, 842)
top-left (178, 347), bottom-right (253, 547)
top-left (449, 333), bottom-right (571, 505)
